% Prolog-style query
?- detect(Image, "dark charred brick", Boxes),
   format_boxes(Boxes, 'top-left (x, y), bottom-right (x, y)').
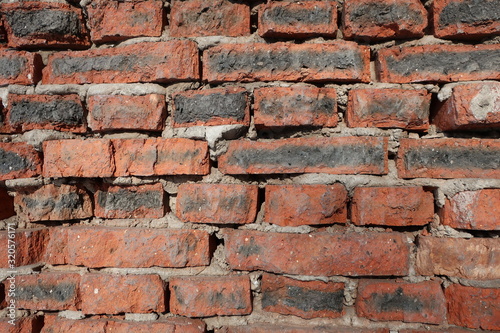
top-left (0, 142), bottom-right (41, 180)
top-left (0, 187), bottom-right (14, 219)
top-left (0, 50), bottom-right (42, 85)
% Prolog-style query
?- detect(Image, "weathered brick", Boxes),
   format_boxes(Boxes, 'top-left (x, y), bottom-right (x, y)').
top-left (400, 330), bottom-right (481, 333)
top-left (14, 184), bottom-right (92, 222)
top-left (446, 284), bottom-right (500, 330)
top-left (346, 88), bottom-right (430, 130)
top-left (0, 316), bottom-right (43, 333)
top-left (0, 187), bottom-right (14, 219)
top-left (0, 50), bottom-right (42, 85)
top-left (42, 139), bottom-right (115, 178)
top-left (433, 82), bottom-right (500, 131)
top-left (170, 0), bottom-right (250, 37)
top-left (15, 272), bottom-right (81, 311)
top-left (95, 183), bottom-right (165, 219)
top-left (351, 186), bottom-right (434, 227)
top-left (176, 183), bottom-right (258, 224)
top-left (0, 142), bottom-right (42, 181)
top-left (224, 230), bottom-right (410, 276)
top-left (43, 40), bottom-right (199, 84)
top-left (356, 280), bottom-right (446, 324)
top-left (397, 138), bottom-right (500, 179)
top-left (262, 273), bottom-right (344, 319)
top-left (113, 138), bottom-right (209, 176)
top-left (416, 236), bottom-right (500, 280)
top-left (203, 42), bottom-right (370, 83)
top-left (86, 0), bottom-right (163, 43)
top-left (343, 0), bottom-right (427, 40)
top-left (87, 94), bottom-right (166, 131)
top-left (440, 189), bottom-right (500, 230)
top-left (259, 1), bottom-right (337, 38)
top-left (0, 228), bottom-right (48, 267)
top-left (45, 226), bottom-right (211, 268)
top-left (219, 136), bottom-right (388, 175)
top-left (172, 87), bottom-right (249, 127)
top-left (254, 87), bottom-right (338, 128)
top-left (217, 325), bottom-right (389, 333)
top-left (1, 2), bottom-right (89, 49)
top-left (5, 94), bottom-right (86, 133)
top-left (377, 44), bottom-right (500, 83)
top-left (264, 184), bottom-right (347, 226)
top-left (433, 0), bottom-right (500, 39)
top-left (170, 275), bottom-right (252, 317)
top-left (80, 273), bottom-right (166, 314)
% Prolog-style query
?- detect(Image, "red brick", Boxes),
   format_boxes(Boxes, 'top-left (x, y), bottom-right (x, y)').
top-left (0, 228), bottom-right (48, 268)
top-left (80, 274), bottom-right (165, 314)
top-left (15, 272), bottom-right (81, 311)
top-left (203, 42), bottom-right (370, 83)
top-left (343, 0), bottom-right (427, 40)
top-left (356, 280), bottom-right (446, 324)
top-left (0, 316), bottom-right (43, 333)
top-left (397, 138), bottom-right (500, 179)
top-left (42, 139), bottom-right (115, 178)
top-left (0, 2), bottom-right (90, 49)
top-left (170, 0), bottom-right (250, 37)
top-left (254, 87), bottom-right (338, 128)
top-left (0, 142), bottom-right (41, 180)
top-left (113, 138), bottom-right (209, 176)
top-left (440, 189), bottom-right (500, 230)
top-left (45, 226), bottom-right (211, 268)
top-left (5, 94), bottom-right (86, 133)
top-left (172, 87), bottom-right (249, 127)
top-left (224, 230), bottom-right (410, 276)
top-left (43, 41), bottom-right (199, 84)
top-left (0, 187), bottom-right (14, 219)
top-left (416, 236), bottom-right (500, 280)
top-left (264, 184), bottom-right (347, 226)
top-left (259, 1), bottom-right (337, 38)
top-left (95, 183), bottom-right (165, 219)
top-left (400, 330), bottom-right (481, 333)
top-left (433, 0), bottom-right (500, 39)
top-left (262, 273), bottom-right (344, 319)
top-left (86, 0), bottom-right (163, 43)
top-left (446, 284), bottom-right (500, 330)
top-left (432, 82), bottom-right (500, 131)
top-left (346, 88), bottom-right (430, 130)
top-left (217, 325), bottom-right (389, 333)
top-left (41, 316), bottom-right (107, 333)
top-left (219, 136), bottom-right (388, 175)
top-left (169, 275), bottom-right (251, 317)
top-left (176, 183), bottom-right (258, 224)
top-left (14, 184), bottom-right (92, 222)
top-left (377, 44), bottom-right (500, 83)
top-left (87, 94), bottom-right (166, 131)
top-left (351, 186), bottom-right (434, 227)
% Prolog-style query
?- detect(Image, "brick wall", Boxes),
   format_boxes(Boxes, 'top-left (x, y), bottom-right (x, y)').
top-left (0, 0), bottom-right (499, 332)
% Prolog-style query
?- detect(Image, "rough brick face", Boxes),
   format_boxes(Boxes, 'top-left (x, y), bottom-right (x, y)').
top-left (264, 184), bottom-right (347, 226)
top-left (170, 275), bottom-right (252, 317)
top-left (261, 273), bottom-right (344, 319)
top-left (218, 325), bottom-right (390, 333)
top-left (259, 1), bottom-right (337, 38)
top-left (43, 41), bottom-right (199, 84)
top-left (343, 0), bottom-right (427, 40)
top-left (0, 316), bottom-right (43, 333)
top-left (224, 230), bottom-right (410, 276)
top-left (254, 86), bottom-right (338, 128)
top-left (0, 142), bottom-right (42, 180)
top-left (416, 236), bottom-right (500, 280)
top-left (176, 183), bottom-right (258, 224)
top-left (433, 82), bottom-right (500, 131)
top-left (170, 0), bottom-right (250, 37)
top-left (0, 228), bottom-right (48, 267)
top-left (203, 42), bottom-right (370, 83)
top-left (219, 136), bottom-right (388, 175)
top-left (86, 0), bottom-right (164, 43)
top-left (351, 187), bottom-right (434, 227)
top-left (356, 280), bottom-right (446, 324)
top-left (0, 50), bottom-right (42, 86)
top-left (87, 94), bottom-right (166, 131)
top-left (440, 189), bottom-right (500, 230)
top-left (15, 184), bottom-right (92, 222)
top-left (397, 138), bottom-right (500, 179)
top-left (0, 187), bottom-right (14, 219)
top-left (172, 87), bottom-right (249, 127)
top-left (346, 88), bottom-right (430, 130)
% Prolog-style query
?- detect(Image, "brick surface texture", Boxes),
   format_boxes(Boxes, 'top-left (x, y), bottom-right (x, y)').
top-left (0, 1), bottom-right (498, 332)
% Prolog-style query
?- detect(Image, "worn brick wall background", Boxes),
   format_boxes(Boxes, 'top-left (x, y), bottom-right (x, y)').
top-left (0, 0), bottom-right (499, 332)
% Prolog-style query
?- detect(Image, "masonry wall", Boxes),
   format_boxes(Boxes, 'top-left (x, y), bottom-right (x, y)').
top-left (0, 0), bottom-right (499, 332)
